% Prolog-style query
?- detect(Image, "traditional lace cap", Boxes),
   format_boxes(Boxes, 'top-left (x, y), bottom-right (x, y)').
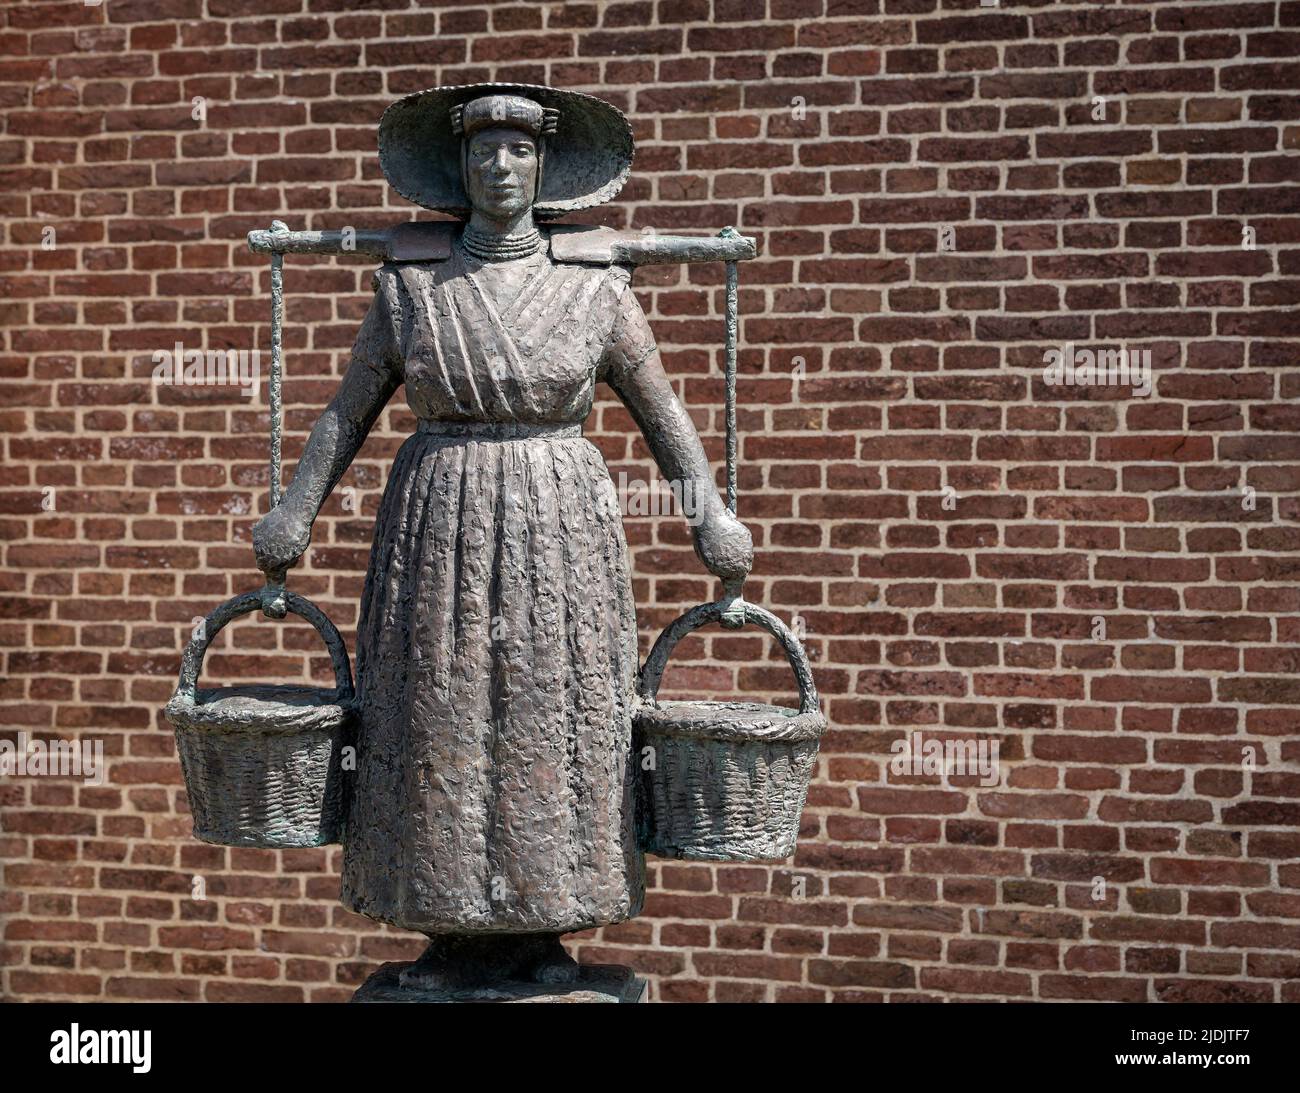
top-left (378, 82), bottom-right (634, 220)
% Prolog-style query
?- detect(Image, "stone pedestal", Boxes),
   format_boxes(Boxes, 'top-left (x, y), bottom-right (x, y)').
top-left (351, 961), bottom-right (648, 1003)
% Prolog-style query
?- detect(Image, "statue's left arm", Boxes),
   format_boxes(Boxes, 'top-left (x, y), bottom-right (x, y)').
top-left (601, 279), bottom-right (753, 584)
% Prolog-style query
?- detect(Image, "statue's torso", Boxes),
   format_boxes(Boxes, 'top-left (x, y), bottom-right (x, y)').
top-left (389, 246), bottom-right (628, 426)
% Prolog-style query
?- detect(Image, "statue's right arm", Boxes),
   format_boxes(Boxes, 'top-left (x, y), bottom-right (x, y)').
top-left (286, 354), bottom-right (400, 518)
top-left (251, 271), bottom-right (404, 578)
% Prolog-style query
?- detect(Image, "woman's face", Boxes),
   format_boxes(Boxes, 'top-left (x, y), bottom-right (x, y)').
top-left (464, 125), bottom-right (538, 221)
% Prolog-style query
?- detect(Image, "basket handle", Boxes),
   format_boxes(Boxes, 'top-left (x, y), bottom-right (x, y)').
top-left (175, 588), bottom-right (354, 705)
top-left (638, 600), bottom-right (819, 715)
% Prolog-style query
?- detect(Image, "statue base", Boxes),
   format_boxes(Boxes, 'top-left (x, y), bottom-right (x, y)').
top-left (351, 961), bottom-right (648, 1003)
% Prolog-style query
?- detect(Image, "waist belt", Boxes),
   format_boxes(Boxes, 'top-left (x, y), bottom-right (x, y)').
top-left (415, 420), bottom-right (583, 441)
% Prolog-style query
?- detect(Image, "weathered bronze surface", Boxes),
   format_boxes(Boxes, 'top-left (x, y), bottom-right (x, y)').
top-left (219, 83), bottom-right (822, 1001)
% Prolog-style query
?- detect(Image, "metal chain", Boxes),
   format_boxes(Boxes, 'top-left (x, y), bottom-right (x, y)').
top-left (718, 227), bottom-right (745, 628)
top-left (261, 221), bottom-right (289, 618)
top-left (721, 229), bottom-right (739, 516)
top-left (268, 220), bottom-right (286, 510)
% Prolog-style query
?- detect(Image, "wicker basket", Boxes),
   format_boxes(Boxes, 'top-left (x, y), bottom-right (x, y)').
top-left (634, 600), bottom-right (827, 862)
top-left (165, 588), bottom-right (355, 849)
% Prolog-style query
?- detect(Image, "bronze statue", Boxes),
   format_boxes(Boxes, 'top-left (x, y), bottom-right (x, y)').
top-left (250, 84), bottom-right (753, 993)
top-left (169, 82), bottom-right (824, 1003)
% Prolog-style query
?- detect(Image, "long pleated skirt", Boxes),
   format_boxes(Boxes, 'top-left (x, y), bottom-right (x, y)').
top-left (339, 424), bottom-right (645, 934)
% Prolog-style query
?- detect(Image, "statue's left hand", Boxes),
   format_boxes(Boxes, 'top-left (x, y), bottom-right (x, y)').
top-left (692, 503), bottom-right (753, 582)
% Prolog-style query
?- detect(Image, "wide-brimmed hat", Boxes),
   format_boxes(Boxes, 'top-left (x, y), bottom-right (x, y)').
top-left (378, 82), bottom-right (634, 220)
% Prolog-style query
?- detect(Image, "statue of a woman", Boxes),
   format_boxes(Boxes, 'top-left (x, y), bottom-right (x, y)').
top-left (251, 84), bottom-right (752, 990)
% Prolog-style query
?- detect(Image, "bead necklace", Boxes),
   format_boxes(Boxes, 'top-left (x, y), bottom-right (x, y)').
top-left (460, 222), bottom-right (543, 261)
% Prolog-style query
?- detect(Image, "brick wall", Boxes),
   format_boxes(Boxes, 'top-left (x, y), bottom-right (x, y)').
top-left (3, 0), bottom-right (1299, 1003)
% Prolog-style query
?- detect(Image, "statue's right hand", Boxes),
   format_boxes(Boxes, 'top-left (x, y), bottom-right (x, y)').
top-left (251, 504), bottom-right (312, 579)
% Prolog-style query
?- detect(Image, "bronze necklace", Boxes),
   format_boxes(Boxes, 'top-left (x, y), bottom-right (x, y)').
top-left (460, 222), bottom-right (543, 261)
